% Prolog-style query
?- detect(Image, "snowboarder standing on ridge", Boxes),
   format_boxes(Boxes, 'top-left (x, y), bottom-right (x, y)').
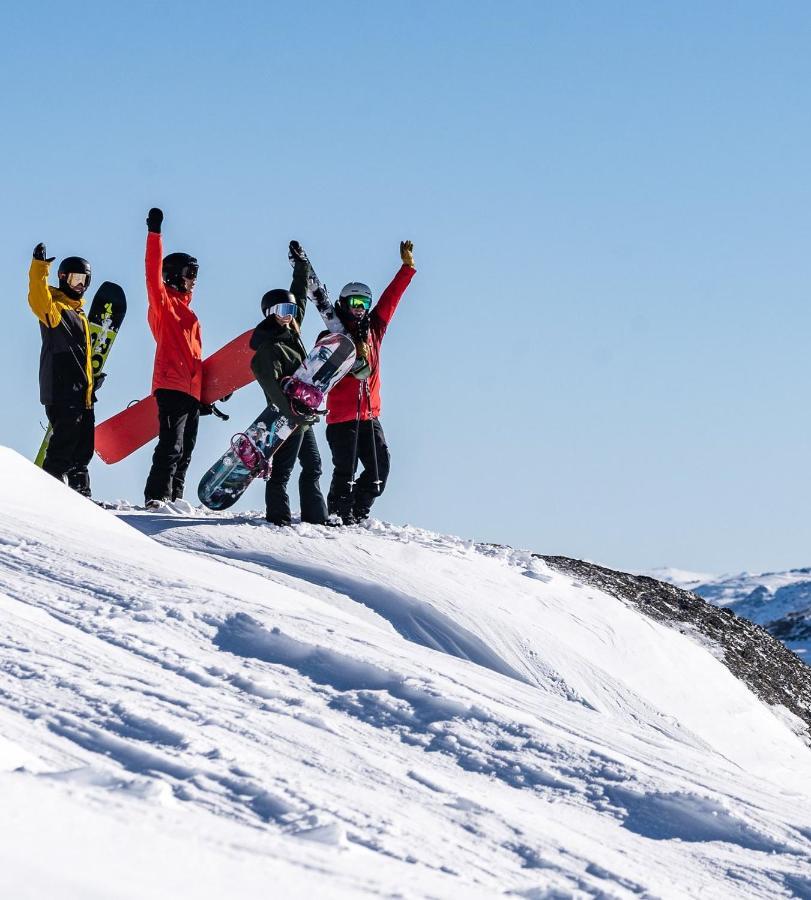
top-left (142, 207), bottom-right (205, 508)
top-left (28, 243), bottom-right (99, 497)
top-left (249, 244), bottom-right (328, 526)
top-left (319, 239), bottom-right (416, 525)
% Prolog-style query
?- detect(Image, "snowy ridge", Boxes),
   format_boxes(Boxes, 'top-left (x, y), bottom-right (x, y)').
top-left (2, 447), bottom-right (811, 898)
top-left (652, 566), bottom-right (811, 658)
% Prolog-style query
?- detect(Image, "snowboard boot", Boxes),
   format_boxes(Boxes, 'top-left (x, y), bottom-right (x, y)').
top-left (67, 468), bottom-right (92, 498)
top-left (265, 516), bottom-right (292, 527)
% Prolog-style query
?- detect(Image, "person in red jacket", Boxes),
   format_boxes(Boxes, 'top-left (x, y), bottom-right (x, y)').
top-left (325, 240), bottom-right (415, 524)
top-left (142, 207), bottom-right (204, 507)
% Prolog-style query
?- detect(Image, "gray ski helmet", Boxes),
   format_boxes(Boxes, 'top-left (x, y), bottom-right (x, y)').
top-left (261, 288), bottom-right (296, 317)
top-left (337, 281), bottom-right (372, 314)
top-left (162, 252), bottom-right (199, 291)
top-left (57, 256), bottom-right (92, 298)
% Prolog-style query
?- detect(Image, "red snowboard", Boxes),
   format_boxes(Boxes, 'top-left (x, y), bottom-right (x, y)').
top-left (95, 330), bottom-right (256, 464)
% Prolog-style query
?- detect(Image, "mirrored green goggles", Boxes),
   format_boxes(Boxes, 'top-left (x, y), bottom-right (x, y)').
top-left (346, 294), bottom-right (371, 310)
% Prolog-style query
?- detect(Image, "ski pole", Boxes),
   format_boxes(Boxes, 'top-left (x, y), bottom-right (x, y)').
top-left (348, 381), bottom-right (363, 489)
top-left (364, 380), bottom-right (382, 493)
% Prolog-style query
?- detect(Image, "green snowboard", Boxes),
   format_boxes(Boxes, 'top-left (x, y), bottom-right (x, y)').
top-left (35, 281), bottom-right (127, 467)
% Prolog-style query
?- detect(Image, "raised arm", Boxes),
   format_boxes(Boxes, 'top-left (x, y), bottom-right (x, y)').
top-left (288, 240), bottom-right (310, 326)
top-left (145, 208), bottom-right (166, 313)
top-left (28, 243), bottom-right (61, 328)
top-left (371, 240), bottom-right (416, 335)
top-left (289, 240), bottom-right (345, 333)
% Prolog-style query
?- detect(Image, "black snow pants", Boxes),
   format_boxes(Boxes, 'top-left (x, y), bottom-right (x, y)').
top-left (144, 389), bottom-right (200, 503)
top-left (265, 427), bottom-right (327, 526)
top-left (326, 418), bottom-right (390, 523)
top-left (43, 404), bottom-right (95, 497)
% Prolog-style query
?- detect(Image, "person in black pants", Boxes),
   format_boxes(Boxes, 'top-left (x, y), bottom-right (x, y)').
top-left (28, 242), bottom-right (98, 497)
top-left (142, 207), bottom-right (205, 508)
top-left (143, 390), bottom-right (201, 503)
top-left (326, 416), bottom-right (391, 522)
top-left (264, 426), bottom-right (325, 526)
top-left (250, 242), bottom-right (328, 526)
top-left (321, 240), bottom-right (416, 524)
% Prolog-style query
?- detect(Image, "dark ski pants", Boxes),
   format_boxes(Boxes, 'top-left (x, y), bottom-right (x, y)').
top-left (326, 418), bottom-right (390, 523)
top-left (43, 404), bottom-right (95, 497)
top-left (144, 389), bottom-right (200, 503)
top-left (266, 427), bottom-right (328, 526)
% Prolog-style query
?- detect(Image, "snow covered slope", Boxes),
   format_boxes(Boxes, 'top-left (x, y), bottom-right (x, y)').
top-left (2, 447), bottom-right (811, 898)
top-left (653, 567), bottom-right (811, 659)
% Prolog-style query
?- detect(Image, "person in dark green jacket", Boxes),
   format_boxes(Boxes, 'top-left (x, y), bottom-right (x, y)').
top-left (250, 245), bottom-right (327, 526)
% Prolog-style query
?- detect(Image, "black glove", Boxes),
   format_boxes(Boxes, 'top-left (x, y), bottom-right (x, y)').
top-left (93, 372), bottom-right (107, 392)
top-left (146, 208), bottom-right (164, 233)
top-left (200, 402), bottom-right (229, 421)
top-left (288, 240), bottom-right (309, 267)
top-left (33, 242), bottom-right (55, 263)
top-left (289, 397), bottom-right (318, 425)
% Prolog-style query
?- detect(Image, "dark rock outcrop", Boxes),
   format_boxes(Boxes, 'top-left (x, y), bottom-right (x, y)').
top-left (539, 555), bottom-right (811, 739)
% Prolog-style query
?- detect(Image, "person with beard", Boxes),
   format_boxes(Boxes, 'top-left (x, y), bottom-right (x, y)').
top-left (28, 243), bottom-right (98, 496)
top-left (322, 240), bottom-right (416, 524)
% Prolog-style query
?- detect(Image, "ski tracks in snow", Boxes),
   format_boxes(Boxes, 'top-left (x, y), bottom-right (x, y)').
top-left (2, 466), bottom-right (811, 897)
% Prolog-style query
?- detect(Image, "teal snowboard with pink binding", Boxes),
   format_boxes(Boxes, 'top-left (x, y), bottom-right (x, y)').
top-left (197, 332), bottom-right (356, 511)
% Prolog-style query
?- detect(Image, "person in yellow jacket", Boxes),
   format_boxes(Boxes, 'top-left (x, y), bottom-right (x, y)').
top-left (28, 242), bottom-right (98, 496)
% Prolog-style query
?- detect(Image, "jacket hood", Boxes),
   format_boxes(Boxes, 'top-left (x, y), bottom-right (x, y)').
top-left (250, 315), bottom-right (295, 350)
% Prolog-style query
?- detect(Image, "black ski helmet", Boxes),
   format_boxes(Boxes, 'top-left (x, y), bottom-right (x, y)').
top-left (261, 288), bottom-right (296, 317)
top-left (162, 252), bottom-right (198, 291)
top-left (57, 256), bottom-right (92, 299)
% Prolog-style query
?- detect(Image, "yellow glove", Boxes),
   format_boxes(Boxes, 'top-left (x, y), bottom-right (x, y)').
top-left (400, 240), bottom-right (415, 268)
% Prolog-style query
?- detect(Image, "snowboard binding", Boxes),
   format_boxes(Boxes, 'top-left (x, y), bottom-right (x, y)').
top-left (230, 432), bottom-right (271, 479)
top-left (281, 376), bottom-right (324, 412)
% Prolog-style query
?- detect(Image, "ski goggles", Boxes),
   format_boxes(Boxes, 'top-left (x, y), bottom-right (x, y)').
top-left (346, 294), bottom-right (371, 311)
top-left (65, 272), bottom-right (89, 288)
top-left (182, 263), bottom-right (199, 281)
top-left (268, 302), bottom-right (298, 318)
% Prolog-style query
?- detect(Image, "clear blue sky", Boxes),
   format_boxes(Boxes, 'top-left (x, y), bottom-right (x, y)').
top-left (4, 1), bottom-right (811, 574)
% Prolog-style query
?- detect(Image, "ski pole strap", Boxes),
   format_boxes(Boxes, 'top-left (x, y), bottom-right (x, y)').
top-left (210, 403), bottom-right (229, 421)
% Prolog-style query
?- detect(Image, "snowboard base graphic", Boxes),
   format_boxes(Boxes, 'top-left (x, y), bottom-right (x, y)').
top-left (198, 333), bottom-right (356, 511)
top-left (95, 329), bottom-right (256, 464)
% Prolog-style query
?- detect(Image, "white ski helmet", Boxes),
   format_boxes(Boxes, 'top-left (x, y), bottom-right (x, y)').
top-left (339, 282), bottom-right (372, 301)
top-left (337, 281), bottom-right (373, 316)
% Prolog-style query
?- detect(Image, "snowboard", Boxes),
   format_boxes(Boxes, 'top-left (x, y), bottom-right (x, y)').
top-left (94, 329), bottom-right (256, 464)
top-left (197, 332), bottom-right (356, 511)
top-left (35, 281), bottom-right (127, 467)
top-left (295, 244), bottom-right (370, 379)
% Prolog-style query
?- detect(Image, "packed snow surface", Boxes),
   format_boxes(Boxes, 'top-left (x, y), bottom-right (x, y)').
top-left (2, 447), bottom-right (811, 898)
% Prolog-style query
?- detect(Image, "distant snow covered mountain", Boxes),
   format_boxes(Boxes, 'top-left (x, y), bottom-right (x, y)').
top-left (650, 566), bottom-right (811, 659)
top-left (2, 446), bottom-right (811, 899)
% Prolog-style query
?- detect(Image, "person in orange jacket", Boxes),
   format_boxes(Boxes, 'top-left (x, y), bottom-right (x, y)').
top-left (142, 207), bottom-right (204, 507)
